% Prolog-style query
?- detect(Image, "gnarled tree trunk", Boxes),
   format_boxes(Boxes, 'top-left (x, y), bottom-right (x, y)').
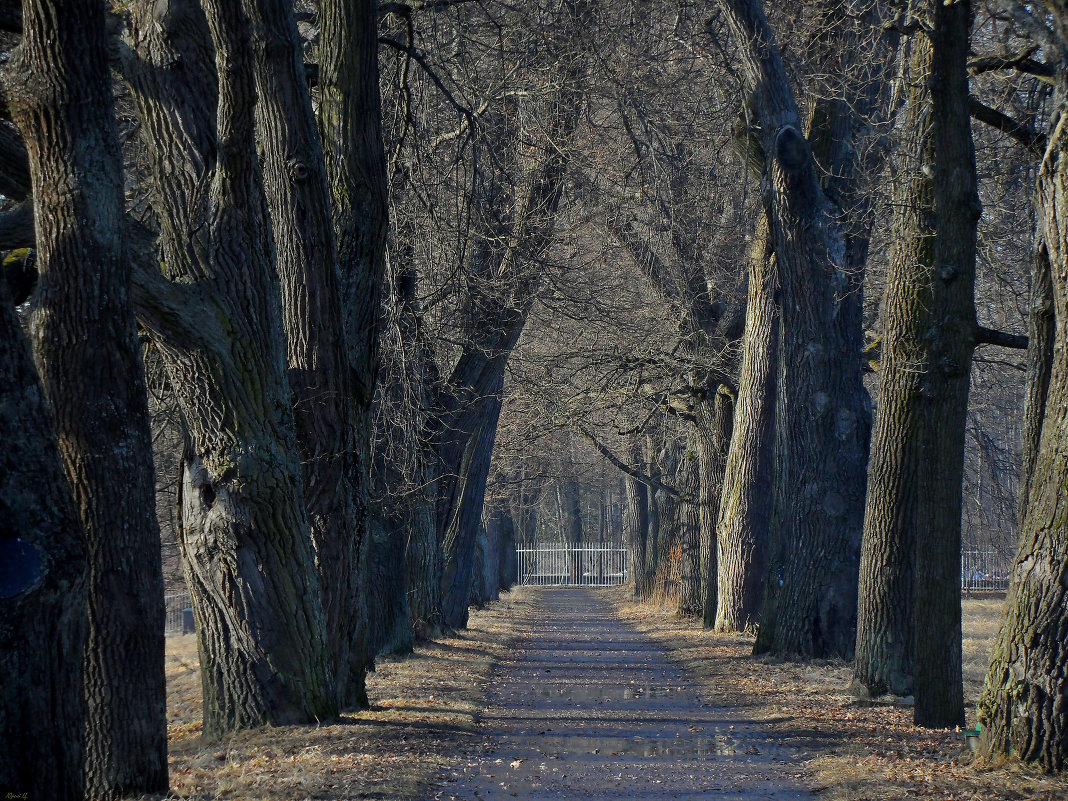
top-left (125, 0), bottom-right (335, 736)
top-left (241, 0), bottom-right (362, 706)
top-left (718, 0), bottom-right (873, 659)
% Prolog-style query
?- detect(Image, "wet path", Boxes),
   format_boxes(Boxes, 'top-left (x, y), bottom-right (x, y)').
top-left (434, 587), bottom-right (813, 800)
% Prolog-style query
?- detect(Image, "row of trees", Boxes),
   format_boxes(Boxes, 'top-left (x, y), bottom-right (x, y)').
top-left (0, 0), bottom-right (1066, 798)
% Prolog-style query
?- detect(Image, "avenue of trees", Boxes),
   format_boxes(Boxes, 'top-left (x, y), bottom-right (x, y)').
top-left (1, 0), bottom-right (1067, 797)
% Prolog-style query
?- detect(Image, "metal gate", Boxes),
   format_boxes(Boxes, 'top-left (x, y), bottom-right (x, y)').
top-left (516, 544), bottom-right (629, 586)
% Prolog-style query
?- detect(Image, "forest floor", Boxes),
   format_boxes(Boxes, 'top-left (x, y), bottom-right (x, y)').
top-left (609, 587), bottom-right (1066, 801)
top-left (154, 587), bottom-right (1066, 801)
top-left (155, 587), bottom-right (538, 800)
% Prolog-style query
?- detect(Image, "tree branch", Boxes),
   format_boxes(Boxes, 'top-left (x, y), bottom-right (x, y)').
top-left (969, 97), bottom-right (1047, 156)
top-left (378, 0), bottom-right (476, 17)
top-left (573, 423), bottom-right (686, 499)
top-left (968, 49), bottom-right (1054, 82)
top-left (976, 325), bottom-right (1028, 350)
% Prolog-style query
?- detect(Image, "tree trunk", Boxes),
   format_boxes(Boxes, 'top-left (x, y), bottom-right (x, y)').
top-left (0, 280), bottom-right (87, 801)
top-left (8, 0), bottom-right (168, 792)
top-left (715, 221), bottom-right (777, 632)
top-left (404, 479), bottom-right (442, 638)
top-left (853, 34), bottom-right (936, 700)
top-left (1019, 238), bottom-right (1054, 511)
top-left (676, 442), bottom-right (702, 617)
top-left (977, 60), bottom-right (1068, 774)
top-left (125, 0), bottom-right (336, 736)
top-left (910, 0), bottom-right (977, 727)
top-left (496, 505), bottom-right (517, 592)
top-left (440, 382), bottom-right (504, 629)
top-left (700, 386), bottom-right (734, 628)
top-left (318, 0), bottom-right (390, 704)
top-left (561, 479), bottom-right (583, 583)
top-left (624, 439), bottom-right (650, 599)
top-left (241, 0), bottom-right (361, 706)
top-left (364, 511), bottom-right (414, 658)
top-left (717, 0), bottom-right (871, 660)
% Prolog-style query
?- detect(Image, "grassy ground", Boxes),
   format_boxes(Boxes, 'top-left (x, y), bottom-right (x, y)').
top-left (151, 587), bottom-right (536, 800)
top-left (606, 588), bottom-right (1065, 801)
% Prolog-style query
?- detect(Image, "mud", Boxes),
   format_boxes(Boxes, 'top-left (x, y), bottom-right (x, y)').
top-left (433, 587), bottom-right (813, 800)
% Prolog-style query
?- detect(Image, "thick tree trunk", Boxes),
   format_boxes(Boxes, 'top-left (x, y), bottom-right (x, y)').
top-left (715, 223), bottom-right (777, 633)
top-left (909, 0), bottom-right (977, 728)
top-left (978, 69), bottom-right (1068, 772)
top-left (7, 0), bottom-right (167, 793)
top-left (404, 480), bottom-right (442, 638)
top-left (318, 0), bottom-right (390, 704)
top-left (125, 0), bottom-right (336, 736)
top-left (0, 280), bottom-right (87, 801)
top-left (718, 0), bottom-right (871, 660)
top-left (440, 382), bottom-right (504, 629)
top-left (853, 35), bottom-right (937, 700)
top-left (676, 443), bottom-right (702, 617)
top-left (698, 387), bottom-right (734, 627)
top-left (241, 0), bottom-right (360, 706)
top-left (364, 511), bottom-right (414, 657)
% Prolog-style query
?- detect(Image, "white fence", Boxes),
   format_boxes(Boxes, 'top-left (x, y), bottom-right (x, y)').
top-left (516, 545), bottom-right (628, 587)
top-left (962, 549), bottom-right (1011, 592)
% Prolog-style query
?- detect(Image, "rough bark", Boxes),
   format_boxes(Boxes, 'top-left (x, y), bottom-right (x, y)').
top-left (318, 0), bottom-right (390, 704)
top-left (717, 0), bottom-right (872, 660)
top-left (0, 279), bottom-right (87, 801)
top-left (440, 383), bottom-right (504, 629)
top-left (909, 0), bottom-right (978, 727)
top-left (853, 35), bottom-right (936, 700)
top-left (978, 55), bottom-right (1068, 773)
top-left (676, 442), bottom-right (702, 617)
top-left (124, 0), bottom-right (335, 736)
top-left (1020, 238), bottom-right (1054, 510)
top-left (715, 220), bottom-right (777, 633)
top-left (7, 0), bottom-right (168, 792)
top-left (699, 386), bottom-right (734, 628)
top-left (241, 0), bottom-right (360, 705)
top-left (364, 511), bottom-right (414, 657)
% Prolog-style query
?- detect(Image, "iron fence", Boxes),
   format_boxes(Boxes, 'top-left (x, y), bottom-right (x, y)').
top-left (164, 590), bottom-right (194, 636)
top-left (516, 544), bottom-right (628, 587)
top-left (961, 549), bottom-right (1011, 592)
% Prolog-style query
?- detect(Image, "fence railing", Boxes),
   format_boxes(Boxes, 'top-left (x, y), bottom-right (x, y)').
top-left (516, 545), bottom-right (628, 587)
top-left (164, 590), bottom-right (194, 636)
top-left (961, 549), bottom-right (1011, 592)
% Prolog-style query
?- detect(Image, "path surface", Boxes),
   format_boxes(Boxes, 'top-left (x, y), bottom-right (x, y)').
top-left (434, 587), bottom-right (814, 800)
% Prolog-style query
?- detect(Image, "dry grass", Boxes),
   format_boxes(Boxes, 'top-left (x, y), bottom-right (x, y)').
top-left (149, 588), bottom-right (536, 800)
top-left (604, 588), bottom-right (1066, 801)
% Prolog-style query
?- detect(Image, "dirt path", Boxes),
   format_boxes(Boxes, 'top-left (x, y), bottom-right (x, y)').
top-left (434, 587), bottom-right (814, 800)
